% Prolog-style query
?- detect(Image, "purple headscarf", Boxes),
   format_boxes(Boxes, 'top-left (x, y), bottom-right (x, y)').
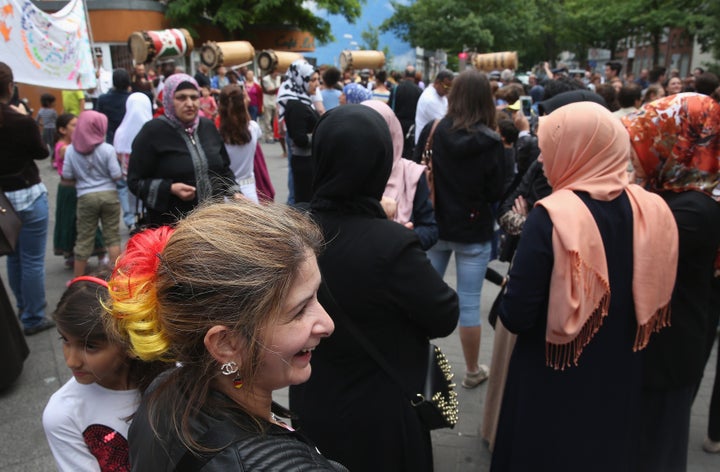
top-left (162, 73), bottom-right (200, 134)
top-left (72, 111), bottom-right (108, 154)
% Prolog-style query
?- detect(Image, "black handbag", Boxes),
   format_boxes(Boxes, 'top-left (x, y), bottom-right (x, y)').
top-left (411, 344), bottom-right (459, 429)
top-left (319, 283), bottom-right (459, 430)
top-left (0, 189), bottom-right (22, 256)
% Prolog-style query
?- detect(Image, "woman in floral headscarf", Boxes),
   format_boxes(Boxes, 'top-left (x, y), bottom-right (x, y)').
top-left (277, 60), bottom-right (320, 204)
top-left (622, 92), bottom-right (720, 471)
top-left (127, 73), bottom-right (240, 226)
top-left (341, 83), bottom-right (373, 105)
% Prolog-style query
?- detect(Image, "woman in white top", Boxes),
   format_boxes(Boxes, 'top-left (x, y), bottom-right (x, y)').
top-left (218, 84), bottom-right (261, 203)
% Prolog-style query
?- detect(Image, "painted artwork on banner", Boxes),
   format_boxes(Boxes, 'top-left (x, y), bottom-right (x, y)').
top-left (0, 0), bottom-right (95, 89)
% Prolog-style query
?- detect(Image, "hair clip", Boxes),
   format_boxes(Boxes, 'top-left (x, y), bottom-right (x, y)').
top-left (69, 276), bottom-right (109, 288)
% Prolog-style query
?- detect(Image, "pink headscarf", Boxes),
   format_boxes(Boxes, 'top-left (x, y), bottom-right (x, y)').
top-left (536, 101), bottom-right (678, 369)
top-left (361, 100), bottom-right (425, 224)
top-left (72, 111), bottom-right (108, 154)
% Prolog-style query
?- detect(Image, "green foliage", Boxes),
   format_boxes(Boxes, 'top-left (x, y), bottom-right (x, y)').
top-left (360, 23), bottom-right (381, 50)
top-left (381, 0), bottom-right (718, 69)
top-left (164, 0), bottom-right (363, 44)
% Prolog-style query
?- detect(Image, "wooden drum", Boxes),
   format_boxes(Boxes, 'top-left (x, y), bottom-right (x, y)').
top-left (128, 28), bottom-right (193, 64)
top-left (473, 51), bottom-right (518, 71)
top-left (339, 50), bottom-right (385, 71)
top-left (257, 50), bottom-right (304, 74)
top-left (200, 41), bottom-right (255, 69)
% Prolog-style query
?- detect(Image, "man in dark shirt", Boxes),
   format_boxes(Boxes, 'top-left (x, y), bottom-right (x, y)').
top-left (388, 65), bottom-right (422, 158)
top-left (96, 69), bottom-right (132, 143)
top-left (194, 63), bottom-right (212, 89)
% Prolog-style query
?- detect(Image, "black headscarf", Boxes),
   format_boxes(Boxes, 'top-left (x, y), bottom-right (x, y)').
top-left (310, 105), bottom-right (393, 218)
top-left (538, 90), bottom-right (607, 116)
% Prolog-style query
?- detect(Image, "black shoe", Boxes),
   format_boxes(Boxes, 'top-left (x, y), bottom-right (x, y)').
top-left (24, 318), bottom-right (56, 336)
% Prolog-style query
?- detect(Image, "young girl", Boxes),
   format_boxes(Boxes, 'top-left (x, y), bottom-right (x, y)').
top-left (53, 114), bottom-right (105, 269)
top-left (36, 93), bottom-right (57, 157)
top-left (42, 274), bottom-right (166, 471)
top-left (218, 84), bottom-right (262, 203)
top-left (62, 111), bottom-right (122, 277)
top-left (198, 84), bottom-right (217, 119)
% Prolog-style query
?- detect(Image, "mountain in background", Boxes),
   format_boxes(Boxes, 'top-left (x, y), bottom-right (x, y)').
top-left (308, 0), bottom-right (415, 70)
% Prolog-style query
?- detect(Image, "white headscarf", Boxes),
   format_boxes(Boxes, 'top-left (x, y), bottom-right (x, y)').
top-left (113, 93), bottom-right (153, 154)
top-left (276, 59), bottom-right (316, 121)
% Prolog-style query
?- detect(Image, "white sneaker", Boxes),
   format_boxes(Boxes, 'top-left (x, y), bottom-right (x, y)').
top-left (703, 437), bottom-right (720, 453)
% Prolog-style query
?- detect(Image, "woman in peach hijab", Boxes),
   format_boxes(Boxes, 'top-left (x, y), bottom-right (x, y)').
top-left (491, 101), bottom-right (678, 472)
top-left (623, 92), bottom-right (720, 471)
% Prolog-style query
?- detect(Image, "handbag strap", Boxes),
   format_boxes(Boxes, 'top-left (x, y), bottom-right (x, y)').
top-left (423, 119), bottom-right (441, 155)
top-left (319, 282), bottom-right (424, 405)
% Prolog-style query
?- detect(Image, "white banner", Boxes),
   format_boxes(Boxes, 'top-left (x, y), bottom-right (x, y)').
top-left (0, 0), bottom-right (96, 89)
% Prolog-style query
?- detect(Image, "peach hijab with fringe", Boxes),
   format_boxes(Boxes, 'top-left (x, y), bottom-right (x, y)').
top-left (536, 101), bottom-right (678, 370)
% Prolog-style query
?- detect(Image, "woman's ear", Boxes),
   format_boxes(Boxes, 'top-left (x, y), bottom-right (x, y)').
top-left (204, 325), bottom-right (244, 366)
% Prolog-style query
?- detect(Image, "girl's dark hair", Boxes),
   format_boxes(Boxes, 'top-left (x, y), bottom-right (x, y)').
top-left (447, 70), bottom-right (497, 132)
top-left (41, 93), bottom-right (56, 107)
top-left (218, 84), bottom-right (251, 145)
top-left (0, 61), bottom-right (12, 101)
top-left (0, 61), bottom-right (13, 127)
top-left (54, 273), bottom-right (168, 392)
top-left (55, 113), bottom-right (76, 142)
top-left (375, 70), bottom-right (387, 84)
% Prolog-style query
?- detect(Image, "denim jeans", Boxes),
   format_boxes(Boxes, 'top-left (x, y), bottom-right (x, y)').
top-left (427, 239), bottom-right (492, 327)
top-left (7, 193), bottom-right (49, 329)
top-left (117, 179), bottom-right (135, 228)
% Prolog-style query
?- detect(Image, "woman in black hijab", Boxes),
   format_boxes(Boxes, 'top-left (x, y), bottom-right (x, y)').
top-left (289, 105), bottom-right (459, 471)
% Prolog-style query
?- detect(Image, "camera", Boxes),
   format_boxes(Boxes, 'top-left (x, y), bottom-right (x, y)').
top-left (520, 96), bottom-right (532, 117)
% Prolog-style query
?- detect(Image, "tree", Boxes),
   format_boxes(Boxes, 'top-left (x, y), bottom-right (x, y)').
top-left (381, 0), bottom-right (558, 68)
top-left (164, 0), bottom-right (363, 43)
top-left (693, 1), bottom-right (720, 59)
top-left (360, 23), bottom-right (391, 66)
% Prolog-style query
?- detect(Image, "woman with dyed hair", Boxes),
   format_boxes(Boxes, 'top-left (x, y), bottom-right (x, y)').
top-left (491, 101), bottom-right (678, 471)
top-left (105, 201), bottom-right (345, 470)
top-left (127, 73), bottom-right (240, 227)
top-left (623, 93), bottom-right (720, 469)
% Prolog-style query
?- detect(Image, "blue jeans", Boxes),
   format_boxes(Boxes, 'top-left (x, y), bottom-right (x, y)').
top-left (117, 179), bottom-right (135, 228)
top-left (427, 239), bottom-right (491, 327)
top-left (7, 193), bottom-right (49, 329)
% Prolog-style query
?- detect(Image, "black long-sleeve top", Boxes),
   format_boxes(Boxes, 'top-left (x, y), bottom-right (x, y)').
top-left (415, 117), bottom-right (506, 243)
top-left (128, 117), bottom-right (238, 226)
top-left (0, 103), bottom-right (48, 190)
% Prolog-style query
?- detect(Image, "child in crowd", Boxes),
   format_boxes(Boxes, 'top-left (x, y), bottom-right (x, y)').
top-left (61, 111), bottom-right (121, 277)
top-left (36, 93), bottom-right (58, 157)
top-left (198, 84), bottom-right (217, 119)
top-left (53, 114), bottom-right (106, 270)
top-left (42, 274), bottom-right (166, 471)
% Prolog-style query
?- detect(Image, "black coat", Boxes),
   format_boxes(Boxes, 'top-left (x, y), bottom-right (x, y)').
top-left (289, 105), bottom-right (459, 472)
top-left (415, 117), bottom-right (506, 243)
top-left (128, 117), bottom-right (238, 226)
top-left (129, 378), bottom-right (346, 471)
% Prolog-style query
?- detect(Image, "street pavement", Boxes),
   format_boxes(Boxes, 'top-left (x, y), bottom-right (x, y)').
top-left (1, 140), bottom-right (718, 471)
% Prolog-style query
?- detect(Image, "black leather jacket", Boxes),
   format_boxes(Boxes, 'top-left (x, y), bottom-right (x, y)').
top-left (129, 381), bottom-right (347, 471)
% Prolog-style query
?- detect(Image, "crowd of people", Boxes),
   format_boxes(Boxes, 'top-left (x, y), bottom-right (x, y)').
top-left (1, 51), bottom-right (719, 472)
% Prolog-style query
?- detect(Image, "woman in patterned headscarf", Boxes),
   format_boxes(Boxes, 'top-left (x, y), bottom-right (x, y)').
top-left (341, 83), bottom-right (373, 104)
top-left (277, 60), bottom-right (320, 204)
top-left (127, 73), bottom-right (240, 227)
top-left (622, 92), bottom-right (720, 470)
